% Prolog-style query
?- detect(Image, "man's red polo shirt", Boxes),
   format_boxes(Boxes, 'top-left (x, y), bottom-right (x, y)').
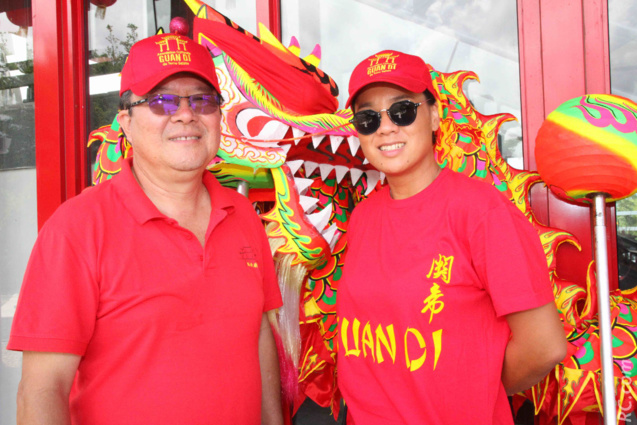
top-left (8, 158), bottom-right (282, 424)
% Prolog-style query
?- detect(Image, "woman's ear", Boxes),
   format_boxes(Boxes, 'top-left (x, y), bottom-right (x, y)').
top-left (430, 102), bottom-right (440, 132)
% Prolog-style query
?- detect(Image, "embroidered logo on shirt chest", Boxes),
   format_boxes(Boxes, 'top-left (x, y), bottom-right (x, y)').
top-left (239, 246), bottom-right (259, 269)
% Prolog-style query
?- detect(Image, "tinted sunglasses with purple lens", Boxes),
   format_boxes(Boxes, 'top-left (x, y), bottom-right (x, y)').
top-left (350, 100), bottom-right (422, 135)
top-left (129, 93), bottom-right (222, 115)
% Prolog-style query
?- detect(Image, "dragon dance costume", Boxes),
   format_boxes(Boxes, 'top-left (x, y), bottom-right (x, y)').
top-left (8, 159), bottom-right (282, 424)
top-left (338, 168), bottom-right (555, 424)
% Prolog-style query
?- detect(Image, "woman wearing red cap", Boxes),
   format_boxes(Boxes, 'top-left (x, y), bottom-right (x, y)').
top-left (337, 50), bottom-right (566, 424)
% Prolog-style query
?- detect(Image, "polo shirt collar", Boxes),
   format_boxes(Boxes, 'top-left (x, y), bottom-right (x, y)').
top-left (112, 157), bottom-right (235, 225)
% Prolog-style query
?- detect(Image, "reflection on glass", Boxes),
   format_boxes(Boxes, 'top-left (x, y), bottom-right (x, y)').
top-left (0, 7), bottom-right (34, 171)
top-left (609, 0), bottom-right (637, 289)
top-left (88, 0), bottom-right (168, 149)
top-left (0, 4), bottom-right (38, 425)
top-left (87, 0), bottom-right (258, 181)
top-left (281, 0), bottom-right (523, 168)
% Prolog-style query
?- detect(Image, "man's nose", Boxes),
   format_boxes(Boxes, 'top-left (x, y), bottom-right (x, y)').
top-left (171, 98), bottom-right (197, 121)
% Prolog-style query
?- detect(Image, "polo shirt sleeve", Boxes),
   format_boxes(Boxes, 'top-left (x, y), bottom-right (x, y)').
top-left (251, 214), bottom-right (282, 313)
top-left (469, 201), bottom-right (555, 318)
top-left (7, 222), bottom-right (99, 356)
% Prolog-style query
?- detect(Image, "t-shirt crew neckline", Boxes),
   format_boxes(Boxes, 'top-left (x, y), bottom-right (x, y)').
top-left (382, 166), bottom-right (450, 209)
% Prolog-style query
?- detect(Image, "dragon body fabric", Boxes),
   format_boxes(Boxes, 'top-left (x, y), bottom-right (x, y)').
top-left (87, 3), bottom-right (637, 424)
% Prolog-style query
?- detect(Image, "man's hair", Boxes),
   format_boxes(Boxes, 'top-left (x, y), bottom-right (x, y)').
top-left (120, 90), bottom-right (134, 116)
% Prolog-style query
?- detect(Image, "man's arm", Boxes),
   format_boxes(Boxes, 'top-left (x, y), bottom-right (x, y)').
top-left (17, 351), bottom-right (81, 425)
top-left (259, 312), bottom-right (283, 425)
top-left (502, 301), bottom-right (567, 395)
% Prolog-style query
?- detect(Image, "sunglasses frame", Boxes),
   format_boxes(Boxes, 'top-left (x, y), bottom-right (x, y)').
top-left (128, 93), bottom-right (222, 116)
top-left (350, 100), bottom-right (423, 135)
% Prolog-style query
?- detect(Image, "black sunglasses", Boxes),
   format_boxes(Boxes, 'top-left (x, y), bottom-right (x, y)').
top-left (350, 100), bottom-right (423, 135)
top-left (129, 93), bottom-right (222, 116)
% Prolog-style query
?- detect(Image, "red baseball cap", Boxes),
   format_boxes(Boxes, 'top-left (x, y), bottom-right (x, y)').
top-left (119, 33), bottom-right (220, 96)
top-left (346, 50), bottom-right (436, 108)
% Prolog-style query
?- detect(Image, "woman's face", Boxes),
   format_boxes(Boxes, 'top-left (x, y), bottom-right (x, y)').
top-left (354, 83), bottom-right (440, 186)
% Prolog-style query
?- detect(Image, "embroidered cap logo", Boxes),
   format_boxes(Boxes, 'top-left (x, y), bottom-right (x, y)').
top-left (367, 52), bottom-right (399, 77)
top-left (156, 35), bottom-right (192, 67)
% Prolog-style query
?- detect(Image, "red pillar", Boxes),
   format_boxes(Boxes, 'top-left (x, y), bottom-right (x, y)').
top-left (33, 0), bottom-right (88, 228)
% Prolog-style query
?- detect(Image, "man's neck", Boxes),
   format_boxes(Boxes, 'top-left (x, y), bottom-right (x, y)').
top-left (132, 162), bottom-right (212, 246)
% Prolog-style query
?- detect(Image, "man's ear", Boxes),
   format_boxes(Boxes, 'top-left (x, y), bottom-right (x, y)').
top-left (117, 109), bottom-right (132, 143)
top-left (430, 102), bottom-right (440, 132)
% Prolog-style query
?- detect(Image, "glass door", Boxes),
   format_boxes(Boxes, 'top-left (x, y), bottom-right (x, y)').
top-left (0, 2), bottom-right (36, 424)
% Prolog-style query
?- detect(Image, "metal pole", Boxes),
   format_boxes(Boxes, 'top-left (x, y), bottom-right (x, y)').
top-left (236, 180), bottom-right (249, 198)
top-left (592, 193), bottom-right (617, 424)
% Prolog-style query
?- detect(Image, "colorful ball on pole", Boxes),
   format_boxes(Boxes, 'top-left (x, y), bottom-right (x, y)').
top-left (535, 94), bottom-right (637, 205)
top-left (169, 17), bottom-right (190, 36)
top-left (6, 8), bottom-right (32, 29)
top-left (90, 0), bottom-right (117, 20)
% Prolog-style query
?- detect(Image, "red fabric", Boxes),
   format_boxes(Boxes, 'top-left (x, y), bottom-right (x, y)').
top-left (337, 168), bottom-right (555, 425)
top-left (346, 49), bottom-right (436, 107)
top-left (194, 19), bottom-right (338, 115)
top-left (120, 33), bottom-right (221, 96)
top-left (8, 158), bottom-right (282, 425)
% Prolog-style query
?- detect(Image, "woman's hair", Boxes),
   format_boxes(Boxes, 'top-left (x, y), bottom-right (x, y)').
top-left (424, 88), bottom-right (436, 106)
top-left (424, 89), bottom-right (437, 145)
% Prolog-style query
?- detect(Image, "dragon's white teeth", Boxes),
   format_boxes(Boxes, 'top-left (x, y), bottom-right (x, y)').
top-left (294, 177), bottom-right (314, 195)
top-left (363, 158), bottom-right (369, 165)
top-left (348, 136), bottom-right (361, 156)
top-left (319, 164), bottom-right (334, 181)
top-left (304, 161), bottom-right (319, 177)
top-left (330, 136), bottom-right (344, 154)
top-left (380, 172), bottom-right (386, 184)
top-left (299, 195), bottom-right (319, 213)
top-left (312, 135), bottom-right (325, 149)
top-left (307, 203), bottom-right (333, 232)
top-left (280, 144), bottom-right (292, 155)
top-left (365, 170), bottom-right (380, 196)
top-left (334, 166), bottom-right (349, 184)
top-left (292, 127), bottom-right (305, 140)
top-left (292, 127), bottom-right (305, 145)
top-left (321, 223), bottom-right (339, 250)
top-left (350, 168), bottom-right (363, 185)
top-left (286, 160), bottom-right (304, 175)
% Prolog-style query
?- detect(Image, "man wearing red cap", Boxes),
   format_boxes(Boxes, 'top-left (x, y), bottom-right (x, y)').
top-left (337, 50), bottom-right (567, 424)
top-left (9, 33), bottom-right (283, 425)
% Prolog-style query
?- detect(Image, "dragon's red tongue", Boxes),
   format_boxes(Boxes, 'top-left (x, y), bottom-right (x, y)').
top-left (194, 18), bottom-right (339, 115)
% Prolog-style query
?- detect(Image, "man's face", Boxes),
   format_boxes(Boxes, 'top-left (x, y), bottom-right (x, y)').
top-left (354, 82), bottom-right (439, 182)
top-left (118, 73), bottom-right (221, 178)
